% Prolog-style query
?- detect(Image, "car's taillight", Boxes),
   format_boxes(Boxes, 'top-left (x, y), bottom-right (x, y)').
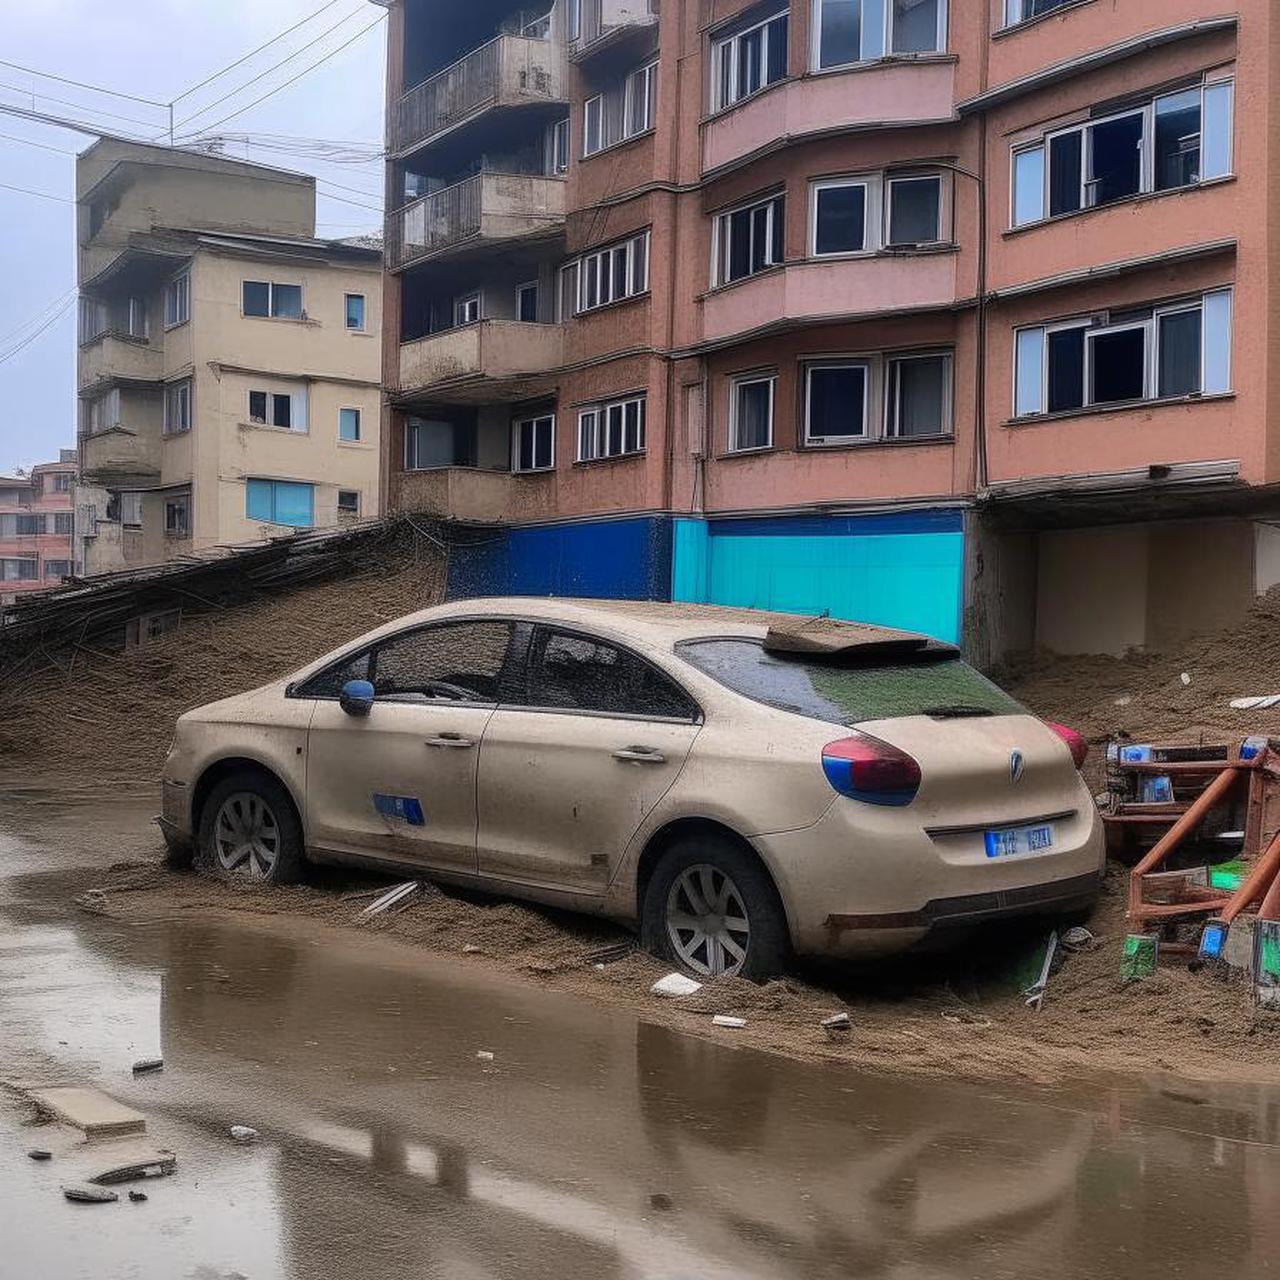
top-left (822, 734), bottom-right (922, 806)
top-left (1048, 722), bottom-right (1088, 770)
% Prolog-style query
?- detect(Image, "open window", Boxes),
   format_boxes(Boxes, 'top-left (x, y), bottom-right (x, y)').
top-left (728, 373), bottom-right (775, 451)
top-left (713, 193), bottom-right (784, 285)
top-left (711, 8), bottom-right (788, 111)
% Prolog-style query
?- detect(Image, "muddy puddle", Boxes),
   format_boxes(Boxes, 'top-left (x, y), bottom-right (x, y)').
top-left (3, 796), bottom-right (1280, 1278)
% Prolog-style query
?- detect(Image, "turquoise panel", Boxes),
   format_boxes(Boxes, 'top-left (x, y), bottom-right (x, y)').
top-left (672, 517), bottom-right (710, 603)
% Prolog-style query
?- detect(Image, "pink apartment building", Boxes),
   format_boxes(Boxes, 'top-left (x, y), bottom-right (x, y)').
top-left (0, 451), bottom-right (77, 604)
top-left (376, 0), bottom-right (1273, 659)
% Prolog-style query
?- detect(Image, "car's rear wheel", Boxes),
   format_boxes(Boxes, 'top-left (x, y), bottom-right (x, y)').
top-left (641, 834), bottom-right (789, 981)
top-left (196, 771), bottom-right (304, 885)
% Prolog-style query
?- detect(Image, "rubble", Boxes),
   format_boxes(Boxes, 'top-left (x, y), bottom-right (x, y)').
top-left (650, 973), bottom-right (702, 998)
top-left (63, 1185), bottom-right (118, 1205)
top-left (229, 1126), bottom-right (258, 1144)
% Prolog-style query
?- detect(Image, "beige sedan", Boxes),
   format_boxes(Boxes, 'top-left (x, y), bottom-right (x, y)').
top-left (160, 598), bottom-right (1104, 979)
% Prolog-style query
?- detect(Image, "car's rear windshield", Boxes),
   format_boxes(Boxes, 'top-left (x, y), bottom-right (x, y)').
top-left (675, 638), bottom-right (1026, 725)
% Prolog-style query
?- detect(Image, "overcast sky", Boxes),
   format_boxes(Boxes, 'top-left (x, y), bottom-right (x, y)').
top-left (0, 0), bottom-right (387, 472)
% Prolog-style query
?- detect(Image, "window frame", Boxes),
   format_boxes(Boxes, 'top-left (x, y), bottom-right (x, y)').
top-left (337, 489), bottom-right (361, 516)
top-left (624, 59), bottom-right (658, 138)
top-left (163, 493), bottom-right (191, 538)
top-left (803, 358), bottom-right (873, 446)
top-left (454, 291), bottom-right (482, 326)
top-left (582, 93), bottom-right (605, 157)
top-left (120, 491), bottom-right (143, 528)
top-left (245, 478), bottom-right (316, 528)
top-left (1003, 0), bottom-right (1089, 28)
top-left (512, 412), bottom-right (556, 473)
top-left (884, 173), bottom-right (944, 247)
top-left (572, 230), bottom-right (650, 314)
top-left (812, 0), bottom-right (947, 72)
top-left (163, 379), bottom-right (193, 437)
top-left (339, 407), bottom-right (362, 443)
top-left (516, 281), bottom-right (540, 323)
top-left (884, 350), bottom-right (954, 439)
top-left (164, 271), bottom-right (190, 330)
top-left (712, 191), bottom-right (785, 287)
top-left (810, 175), bottom-right (876, 258)
top-left (242, 279), bottom-right (304, 320)
top-left (728, 371), bottom-right (777, 453)
top-left (344, 293), bottom-right (367, 332)
top-left (577, 394), bottom-right (647, 462)
top-left (548, 116), bottom-right (570, 173)
top-left (711, 8), bottom-right (790, 113)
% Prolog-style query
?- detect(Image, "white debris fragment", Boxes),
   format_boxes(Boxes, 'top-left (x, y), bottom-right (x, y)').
top-left (821, 1012), bottom-right (852, 1037)
top-left (229, 1126), bottom-right (259, 1144)
top-left (650, 972), bottom-right (703, 998)
top-left (1060, 926), bottom-right (1095, 952)
top-left (1180, 672), bottom-right (1192, 686)
top-left (712, 1015), bottom-right (746, 1028)
top-left (1231, 695), bottom-right (1280, 710)
top-left (462, 944), bottom-right (481, 954)
top-left (476, 1050), bottom-right (495, 1062)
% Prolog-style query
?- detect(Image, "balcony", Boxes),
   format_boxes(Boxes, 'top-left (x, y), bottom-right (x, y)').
top-left (79, 426), bottom-right (162, 486)
top-left (388, 172), bottom-right (565, 271)
top-left (571, 0), bottom-right (657, 62)
top-left (701, 253), bottom-right (961, 345)
top-left (393, 35), bottom-right (565, 158)
top-left (78, 333), bottom-right (163, 389)
top-left (399, 320), bottom-right (564, 401)
top-left (701, 59), bottom-right (957, 176)
top-left (398, 465), bottom-right (554, 524)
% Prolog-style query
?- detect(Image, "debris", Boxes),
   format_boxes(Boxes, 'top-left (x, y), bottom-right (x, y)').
top-left (582, 942), bottom-right (633, 965)
top-left (74, 889), bottom-right (109, 916)
top-left (131, 1058), bottom-right (163, 1075)
top-left (1023, 931), bottom-right (1059, 1011)
top-left (1181, 672), bottom-right (1192, 686)
top-left (1224, 915), bottom-right (1258, 970)
top-left (1255, 919), bottom-right (1280, 1009)
top-left (25, 1086), bottom-right (146, 1138)
top-left (1231, 696), bottom-right (1280, 710)
top-left (63, 1185), bottom-right (119, 1204)
top-left (462, 944), bottom-right (481, 954)
top-left (27, 1150), bottom-right (51, 1161)
top-left (712, 1015), bottom-right (746, 1028)
top-left (476, 1050), bottom-right (495, 1062)
top-left (649, 1193), bottom-right (674, 1211)
top-left (338, 886), bottom-right (387, 902)
top-left (357, 881), bottom-right (421, 920)
top-left (90, 1154), bottom-right (177, 1185)
top-left (592, 963), bottom-right (605, 971)
top-left (650, 972), bottom-right (702, 998)
top-left (229, 1126), bottom-right (258, 1143)
top-left (821, 1012), bottom-right (852, 1038)
top-left (1122, 933), bottom-right (1160, 981)
top-left (941, 1012), bottom-right (992, 1029)
top-left (1060, 926), bottom-right (1095, 952)
top-left (128, 1191), bottom-right (148, 1203)
top-left (1198, 919), bottom-right (1229, 962)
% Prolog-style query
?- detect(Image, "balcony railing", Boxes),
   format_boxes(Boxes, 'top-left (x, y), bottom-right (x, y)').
top-left (387, 172), bottom-right (565, 271)
top-left (399, 320), bottom-right (564, 398)
top-left (397, 465), bottom-right (554, 524)
top-left (78, 333), bottom-right (164, 390)
top-left (394, 35), bottom-right (563, 156)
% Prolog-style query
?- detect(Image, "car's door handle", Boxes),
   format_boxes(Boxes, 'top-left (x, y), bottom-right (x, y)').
top-left (424, 734), bottom-right (475, 749)
top-left (612, 746), bottom-right (666, 764)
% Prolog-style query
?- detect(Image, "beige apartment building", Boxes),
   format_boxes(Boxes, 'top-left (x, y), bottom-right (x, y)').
top-left (75, 140), bottom-right (383, 575)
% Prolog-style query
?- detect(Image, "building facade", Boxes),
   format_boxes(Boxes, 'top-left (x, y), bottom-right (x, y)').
top-left (0, 452), bottom-right (77, 603)
top-left (75, 140), bottom-right (383, 576)
top-left (377, 0), bottom-right (1274, 659)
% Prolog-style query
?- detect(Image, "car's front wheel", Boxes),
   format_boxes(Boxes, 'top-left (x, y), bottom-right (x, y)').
top-left (196, 770), bottom-right (304, 885)
top-left (641, 834), bottom-right (789, 982)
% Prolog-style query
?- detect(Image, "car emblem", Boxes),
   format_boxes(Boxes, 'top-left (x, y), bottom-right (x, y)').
top-left (1010, 750), bottom-right (1025, 783)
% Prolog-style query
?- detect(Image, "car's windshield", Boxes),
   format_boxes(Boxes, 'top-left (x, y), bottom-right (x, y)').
top-left (675, 637), bottom-right (1026, 725)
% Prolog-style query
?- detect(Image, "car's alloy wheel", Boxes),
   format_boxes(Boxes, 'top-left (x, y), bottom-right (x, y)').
top-left (213, 791), bottom-right (281, 880)
top-left (665, 863), bottom-right (751, 977)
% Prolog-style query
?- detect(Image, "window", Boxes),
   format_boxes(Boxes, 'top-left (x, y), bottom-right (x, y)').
top-left (345, 294), bottom-right (366, 331)
top-left (582, 60), bottom-right (658, 156)
top-left (1011, 80), bottom-right (1234, 227)
top-left (805, 361), bottom-right (869, 443)
top-left (164, 494), bottom-right (190, 537)
top-left (1, 559), bottom-right (38, 581)
top-left (164, 273), bottom-right (189, 328)
top-left (372, 621), bottom-right (514, 703)
top-left (43, 559), bottom-right (72, 579)
top-left (120, 491), bottom-right (143, 527)
top-left (79, 297), bottom-right (107, 344)
top-left (126, 296), bottom-right (149, 339)
top-left (242, 280), bottom-right (303, 319)
top-left (513, 413), bottom-right (555, 472)
top-left (816, 0), bottom-right (945, 69)
top-left (887, 352), bottom-right (951, 437)
top-left (340, 408), bottom-right (362, 442)
top-left (548, 117), bottom-right (570, 174)
top-left (405, 417), bottom-right (474, 470)
top-left (164, 380), bottom-right (193, 435)
top-left (886, 175), bottom-right (941, 245)
top-left (249, 389), bottom-right (304, 430)
top-left (517, 282), bottom-right (539, 323)
top-left (52, 512), bottom-right (74, 536)
top-left (812, 179), bottom-right (869, 255)
top-left (1013, 289), bottom-right (1233, 416)
top-left (1004, 0), bottom-right (1084, 26)
top-left (454, 292), bottom-right (482, 325)
top-left (246, 479), bottom-right (315, 528)
top-left (51, 473), bottom-right (71, 492)
top-left (729, 374), bottom-right (775, 451)
top-left (527, 628), bottom-right (697, 719)
top-left (338, 489), bottom-right (360, 516)
top-left (714, 193), bottom-right (784, 285)
top-left (712, 10), bottom-right (788, 111)
top-left (578, 395), bottom-right (646, 461)
top-left (83, 388), bottom-right (121, 436)
top-left (15, 514), bottom-right (41, 535)
top-left (570, 231), bottom-right (650, 313)
top-left (566, 0), bottom-right (581, 40)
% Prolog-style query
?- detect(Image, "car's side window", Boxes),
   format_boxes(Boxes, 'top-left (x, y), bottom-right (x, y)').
top-left (294, 650), bottom-right (371, 698)
top-left (526, 628), bottom-right (698, 720)
top-left (372, 620), bottom-right (514, 704)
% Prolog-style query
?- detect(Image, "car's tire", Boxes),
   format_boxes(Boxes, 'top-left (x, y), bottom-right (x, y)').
top-left (195, 770), bottom-right (305, 886)
top-left (641, 833), bottom-right (790, 982)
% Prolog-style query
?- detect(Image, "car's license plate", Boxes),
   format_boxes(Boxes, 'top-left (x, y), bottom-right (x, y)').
top-left (984, 823), bottom-right (1054, 859)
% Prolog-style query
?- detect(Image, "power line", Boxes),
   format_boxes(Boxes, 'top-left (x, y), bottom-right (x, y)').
top-left (0, 100), bottom-right (152, 143)
top-left (0, 130), bottom-right (77, 156)
top-left (0, 288), bottom-right (78, 350)
top-left (0, 295), bottom-right (77, 369)
top-left (172, 0), bottom-right (348, 103)
top-left (171, 5), bottom-right (372, 133)
top-left (172, 13), bottom-right (386, 137)
top-left (0, 58), bottom-right (168, 108)
top-left (0, 82), bottom-right (163, 130)
top-left (0, 179), bottom-right (74, 204)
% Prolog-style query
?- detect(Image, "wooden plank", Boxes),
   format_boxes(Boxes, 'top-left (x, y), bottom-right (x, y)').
top-left (26, 1087), bottom-right (145, 1138)
top-left (1130, 899), bottom-right (1232, 922)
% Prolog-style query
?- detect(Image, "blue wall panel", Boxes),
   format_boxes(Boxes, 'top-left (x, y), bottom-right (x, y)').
top-left (673, 511), bottom-right (965, 643)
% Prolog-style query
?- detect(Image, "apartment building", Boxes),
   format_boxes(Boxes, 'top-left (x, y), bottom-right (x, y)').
top-left (76, 140), bottom-right (383, 576)
top-left (377, 0), bottom-right (1274, 658)
top-left (0, 452), bottom-right (77, 603)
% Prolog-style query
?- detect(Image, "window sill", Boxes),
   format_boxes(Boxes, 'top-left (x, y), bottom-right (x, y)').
top-left (808, 51), bottom-right (957, 79)
top-left (1004, 174), bottom-right (1236, 237)
top-left (240, 314), bottom-right (317, 326)
top-left (581, 127), bottom-right (656, 163)
top-left (163, 320), bottom-right (190, 333)
top-left (162, 428), bottom-right (192, 440)
top-left (337, 440), bottom-right (371, 448)
top-left (703, 76), bottom-right (791, 126)
top-left (513, 466), bottom-right (556, 476)
top-left (800, 433), bottom-right (955, 452)
top-left (808, 242), bottom-right (958, 263)
top-left (992, 0), bottom-right (1097, 39)
top-left (573, 289), bottom-right (651, 319)
top-left (238, 422), bottom-right (309, 436)
top-left (573, 450), bottom-right (646, 467)
top-left (1004, 390), bottom-right (1235, 429)
top-left (701, 261), bottom-right (787, 300)
top-left (718, 444), bottom-right (775, 460)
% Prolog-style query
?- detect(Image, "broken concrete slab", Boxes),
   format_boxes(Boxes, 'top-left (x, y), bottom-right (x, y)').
top-left (1225, 915), bottom-right (1257, 970)
top-left (89, 1153), bottom-right (176, 1185)
top-left (26, 1086), bottom-right (145, 1138)
top-left (63, 1184), bottom-right (119, 1204)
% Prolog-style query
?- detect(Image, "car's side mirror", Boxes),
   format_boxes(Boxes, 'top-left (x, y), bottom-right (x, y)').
top-left (339, 679), bottom-right (375, 717)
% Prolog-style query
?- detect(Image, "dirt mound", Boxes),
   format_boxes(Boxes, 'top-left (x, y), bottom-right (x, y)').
top-left (0, 540), bottom-right (443, 793)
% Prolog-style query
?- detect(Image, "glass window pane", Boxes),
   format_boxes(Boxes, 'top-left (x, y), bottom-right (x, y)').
top-left (734, 380), bottom-right (772, 449)
top-left (1086, 113), bottom-right (1143, 207)
top-left (1202, 82), bottom-right (1233, 180)
top-left (274, 481), bottom-right (314, 527)
top-left (242, 281), bottom-right (270, 316)
top-left (717, 40), bottom-right (733, 106)
top-left (727, 209), bottom-right (752, 281)
top-left (535, 418), bottom-right (554, 469)
top-left (1157, 309), bottom-right (1201, 398)
top-left (750, 204), bottom-right (772, 272)
top-left (860, 0), bottom-right (886, 57)
top-left (766, 16), bottom-right (788, 82)
top-left (374, 622), bottom-right (512, 702)
top-left (1013, 146), bottom-right (1045, 226)
top-left (530, 631), bottom-right (693, 718)
top-left (1203, 289), bottom-right (1232, 393)
top-left (1088, 327), bottom-right (1146, 405)
top-left (888, 177), bottom-right (941, 244)
top-left (815, 184), bottom-right (867, 254)
top-left (607, 404), bottom-right (624, 454)
top-left (819, 0), bottom-right (862, 68)
top-left (1047, 327), bottom-right (1085, 412)
top-left (807, 365), bottom-right (866, 439)
top-left (738, 27), bottom-right (763, 96)
top-left (345, 294), bottom-right (365, 329)
top-left (1048, 131), bottom-right (1082, 216)
top-left (892, 0), bottom-right (939, 53)
top-left (1015, 327), bottom-right (1045, 415)
top-left (632, 234), bottom-right (648, 291)
top-left (1154, 89), bottom-right (1202, 191)
top-left (891, 356), bottom-right (948, 436)
top-left (340, 408), bottom-right (361, 441)
top-left (272, 284), bottom-right (303, 319)
top-left (246, 479), bottom-right (273, 521)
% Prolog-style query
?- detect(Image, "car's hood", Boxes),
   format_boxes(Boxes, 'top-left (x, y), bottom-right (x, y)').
top-left (178, 677), bottom-right (292, 725)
